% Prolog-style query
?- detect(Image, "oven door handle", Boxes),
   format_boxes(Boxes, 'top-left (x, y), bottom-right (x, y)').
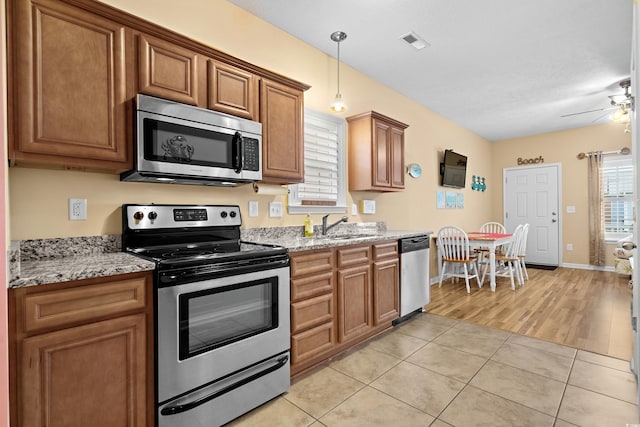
top-left (159, 257), bottom-right (290, 284)
top-left (160, 354), bottom-right (289, 416)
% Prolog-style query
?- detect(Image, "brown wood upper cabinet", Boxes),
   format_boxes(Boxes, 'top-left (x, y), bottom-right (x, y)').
top-left (137, 32), bottom-right (205, 107)
top-left (7, 0), bottom-right (131, 171)
top-left (346, 111), bottom-right (409, 191)
top-left (7, 0), bottom-right (309, 179)
top-left (208, 60), bottom-right (259, 120)
top-left (260, 78), bottom-right (305, 184)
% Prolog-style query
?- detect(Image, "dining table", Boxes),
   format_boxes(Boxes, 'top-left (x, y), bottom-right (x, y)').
top-left (466, 232), bottom-right (513, 292)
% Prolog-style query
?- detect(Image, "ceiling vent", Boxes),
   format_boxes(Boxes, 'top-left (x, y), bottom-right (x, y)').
top-left (400, 31), bottom-right (430, 50)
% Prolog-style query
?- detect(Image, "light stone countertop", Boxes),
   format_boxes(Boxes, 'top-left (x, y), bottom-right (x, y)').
top-left (10, 252), bottom-right (156, 288)
top-left (243, 230), bottom-right (432, 252)
top-left (9, 224), bottom-right (431, 288)
top-left (241, 223), bottom-right (431, 252)
top-left (8, 235), bottom-right (155, 288)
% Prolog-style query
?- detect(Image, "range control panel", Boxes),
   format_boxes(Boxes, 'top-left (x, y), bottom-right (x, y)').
top-left (124, 204), bottom-right (241, 230)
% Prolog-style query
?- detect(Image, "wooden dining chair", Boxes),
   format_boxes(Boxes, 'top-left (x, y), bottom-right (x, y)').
top-left (483, 224), bottom-right (524, 290)
top-left (437, 226), bottom-right (483, 293)
top-left (480, 222), bottom-right (506, 234)
top-left (476, 221), bottom-right (507, 267)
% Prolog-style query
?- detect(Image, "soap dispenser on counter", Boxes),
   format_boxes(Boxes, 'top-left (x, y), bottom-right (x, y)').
top-left (304, 214), bottom-right (314, 237)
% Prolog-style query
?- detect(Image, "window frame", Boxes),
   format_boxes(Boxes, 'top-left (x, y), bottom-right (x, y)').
top-left (287, 108), bottom-right (347, 215)
top-left (602, 155), bottom-right (634, 243)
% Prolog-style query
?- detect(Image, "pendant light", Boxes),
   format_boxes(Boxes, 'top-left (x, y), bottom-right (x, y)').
top-left (330, 31), bottom-right (347, 113)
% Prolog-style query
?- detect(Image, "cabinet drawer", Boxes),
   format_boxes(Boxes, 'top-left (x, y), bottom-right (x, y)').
top-left (291, 293), bottom-right (333, 334)
top-left (337, 245), bottom-right (370, 268)
top-left (291, 271), bottom-right (333, 301)
top-left (290, 250), bottom-right (333, 277)
top-left (373, 241), bottom-right (399, 260)
top-left (21, 277), bottom-right (147, 334)
top-left (291, 322), bottom-right (335, 365)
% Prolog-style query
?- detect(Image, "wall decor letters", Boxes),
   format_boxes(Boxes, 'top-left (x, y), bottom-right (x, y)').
top-left (517, 156), bottom-right (544, 165)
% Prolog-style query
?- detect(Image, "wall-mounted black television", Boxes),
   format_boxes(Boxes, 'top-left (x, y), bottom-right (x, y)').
top-left (440, 149), bottom-right (467, 188)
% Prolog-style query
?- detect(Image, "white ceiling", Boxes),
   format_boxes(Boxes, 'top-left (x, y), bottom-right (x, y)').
top-left (228, 0), bottom-right (632, 141)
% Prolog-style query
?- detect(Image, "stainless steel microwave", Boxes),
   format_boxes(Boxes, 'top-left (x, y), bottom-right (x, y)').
top-left (121, 94), bottom-right (262, 186)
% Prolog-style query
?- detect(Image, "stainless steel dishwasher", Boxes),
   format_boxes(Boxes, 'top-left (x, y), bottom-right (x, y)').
top-left (396, 235), bottom-right (431, 323)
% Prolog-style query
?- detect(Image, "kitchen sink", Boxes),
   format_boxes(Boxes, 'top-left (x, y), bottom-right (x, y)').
top-left (326, 234), bottom-right (378, 240)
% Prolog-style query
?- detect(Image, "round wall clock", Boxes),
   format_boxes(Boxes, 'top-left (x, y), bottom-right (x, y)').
top-left (407, 163), bottom-right (422, 178)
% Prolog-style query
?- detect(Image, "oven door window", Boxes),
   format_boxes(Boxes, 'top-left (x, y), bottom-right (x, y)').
top-left (178, 277), bottom-right (278, 360)
top-left (143, 118), bottom-right (233, 168)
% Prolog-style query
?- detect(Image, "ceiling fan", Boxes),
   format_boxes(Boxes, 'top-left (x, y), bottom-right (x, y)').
top-left (560, 79), bottom-right (632, 123)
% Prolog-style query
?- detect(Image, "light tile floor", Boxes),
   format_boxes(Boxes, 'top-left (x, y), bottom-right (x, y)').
top-left (227, 313), bottom-right (639, 427)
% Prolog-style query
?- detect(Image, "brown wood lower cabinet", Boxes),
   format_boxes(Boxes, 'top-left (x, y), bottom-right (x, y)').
top-left (10, 271), bottom-right (153, 427)
top-left (289, 240), bottom-right (399, 376)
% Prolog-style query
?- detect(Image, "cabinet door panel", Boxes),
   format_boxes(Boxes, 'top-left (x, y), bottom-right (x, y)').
top-left (260, 78), bottom-right (304, 183)
top-left (138, 33), bottom-right (202, 106)
top-left (291, 271), bottom-right (333, 302)
top-left (290, 249), bottom-right (333, 278)
top-left (391, 127), bottom-right (405, 188)
top-left (10, 0), bottom-right (129, 167)
top-left (373, 119), bottom-right (391, 188)
top-left (373, 259), bottom-right (399, 325)
top-left (291, 293), bottom-right (333, 334)
top-left (337, 245), bottom-right (370, 268)
top-left (22, 276), bottom-right (147, 334)
top-left (373, 241), bottom-right (399, 260)
top-left (291, 322), bottom-right (334, 365)
top-left (208, 61), bottom-right (258, 120)
top-left (21, 314), bottom-right (146, 427)
top-left (337, 265), bottom-right (371, 343)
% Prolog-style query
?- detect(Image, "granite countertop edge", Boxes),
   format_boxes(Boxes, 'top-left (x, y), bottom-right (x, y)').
top-left (9, 226), bottom-right (432, 288)
top-left (9, 252), bottom-right (156, 288)
top-left (247, 230), bottom-right (432, 252)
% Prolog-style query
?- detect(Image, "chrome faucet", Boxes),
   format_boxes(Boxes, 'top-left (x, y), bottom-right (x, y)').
top-left (322, 214), bottom-right (348, 235)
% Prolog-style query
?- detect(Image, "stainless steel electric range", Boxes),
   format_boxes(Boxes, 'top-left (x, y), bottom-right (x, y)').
top-left (122, 204), bottom-right (290, 427)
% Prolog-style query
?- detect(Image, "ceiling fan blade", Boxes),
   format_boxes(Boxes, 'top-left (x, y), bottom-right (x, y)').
top-left (560, 106), bottom-right (616, 118)
top-left (592, 110), bottom-right (613, 123)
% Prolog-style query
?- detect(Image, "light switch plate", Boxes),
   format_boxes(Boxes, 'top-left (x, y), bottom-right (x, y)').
top-left (248, 201), bottom-right (259, 217)
top-left (351, 203), bottom-right (358, 215)
top-left (566, 206), bottom-right (576, 213)
top-left (269, 201), bottom-right (282, 218)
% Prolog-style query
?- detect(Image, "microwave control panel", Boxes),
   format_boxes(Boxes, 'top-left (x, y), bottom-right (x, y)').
top-left (243, 138), bottom-right (260, 171)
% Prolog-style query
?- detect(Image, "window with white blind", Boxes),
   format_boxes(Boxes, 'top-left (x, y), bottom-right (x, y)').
top-left (602, 155), bottom-right (634, 241)
top-left (288, 109), bottom-right (347, 214)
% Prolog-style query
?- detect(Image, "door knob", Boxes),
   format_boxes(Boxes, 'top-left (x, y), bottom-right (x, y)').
top-left (552, 219), bottom-right (557, 223)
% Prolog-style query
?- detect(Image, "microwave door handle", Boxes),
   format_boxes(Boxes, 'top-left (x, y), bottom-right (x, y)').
top-left (232, 132), bottom-right (243, 173)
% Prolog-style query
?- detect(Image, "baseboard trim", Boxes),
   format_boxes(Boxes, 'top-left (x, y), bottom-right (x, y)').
top-left (560, 262), bottom-right (614, 272)
top-left (429, 263), bottom-right (615, 284)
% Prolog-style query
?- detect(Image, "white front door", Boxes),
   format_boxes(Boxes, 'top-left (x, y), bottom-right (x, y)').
top-left (503, 164), bottom-right (561, 266)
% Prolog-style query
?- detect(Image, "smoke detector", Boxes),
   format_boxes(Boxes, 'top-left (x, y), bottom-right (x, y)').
top-left (400, 31), bottom-right (430, 50)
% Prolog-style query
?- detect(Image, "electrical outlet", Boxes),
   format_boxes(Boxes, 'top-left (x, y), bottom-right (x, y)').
top-left (69, 198), bottom-right (87, 220)
top-left (351, 203), bottom-right (358, 215)
top-left (248, 201), bottom-right (259, 217)
top-left (269, 201), bottom-right (282, 218)
top-left (567, 243), bottom-right (573, 251)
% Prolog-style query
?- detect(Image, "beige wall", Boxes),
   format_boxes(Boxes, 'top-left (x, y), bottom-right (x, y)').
top-left (490, 123), bottom-right (632, 267)
top-left (8, 0), bottom-right (494, 251)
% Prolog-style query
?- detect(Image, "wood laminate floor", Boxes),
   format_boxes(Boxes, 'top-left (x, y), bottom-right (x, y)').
top-left (426, 267), bottom-right (633, 360)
